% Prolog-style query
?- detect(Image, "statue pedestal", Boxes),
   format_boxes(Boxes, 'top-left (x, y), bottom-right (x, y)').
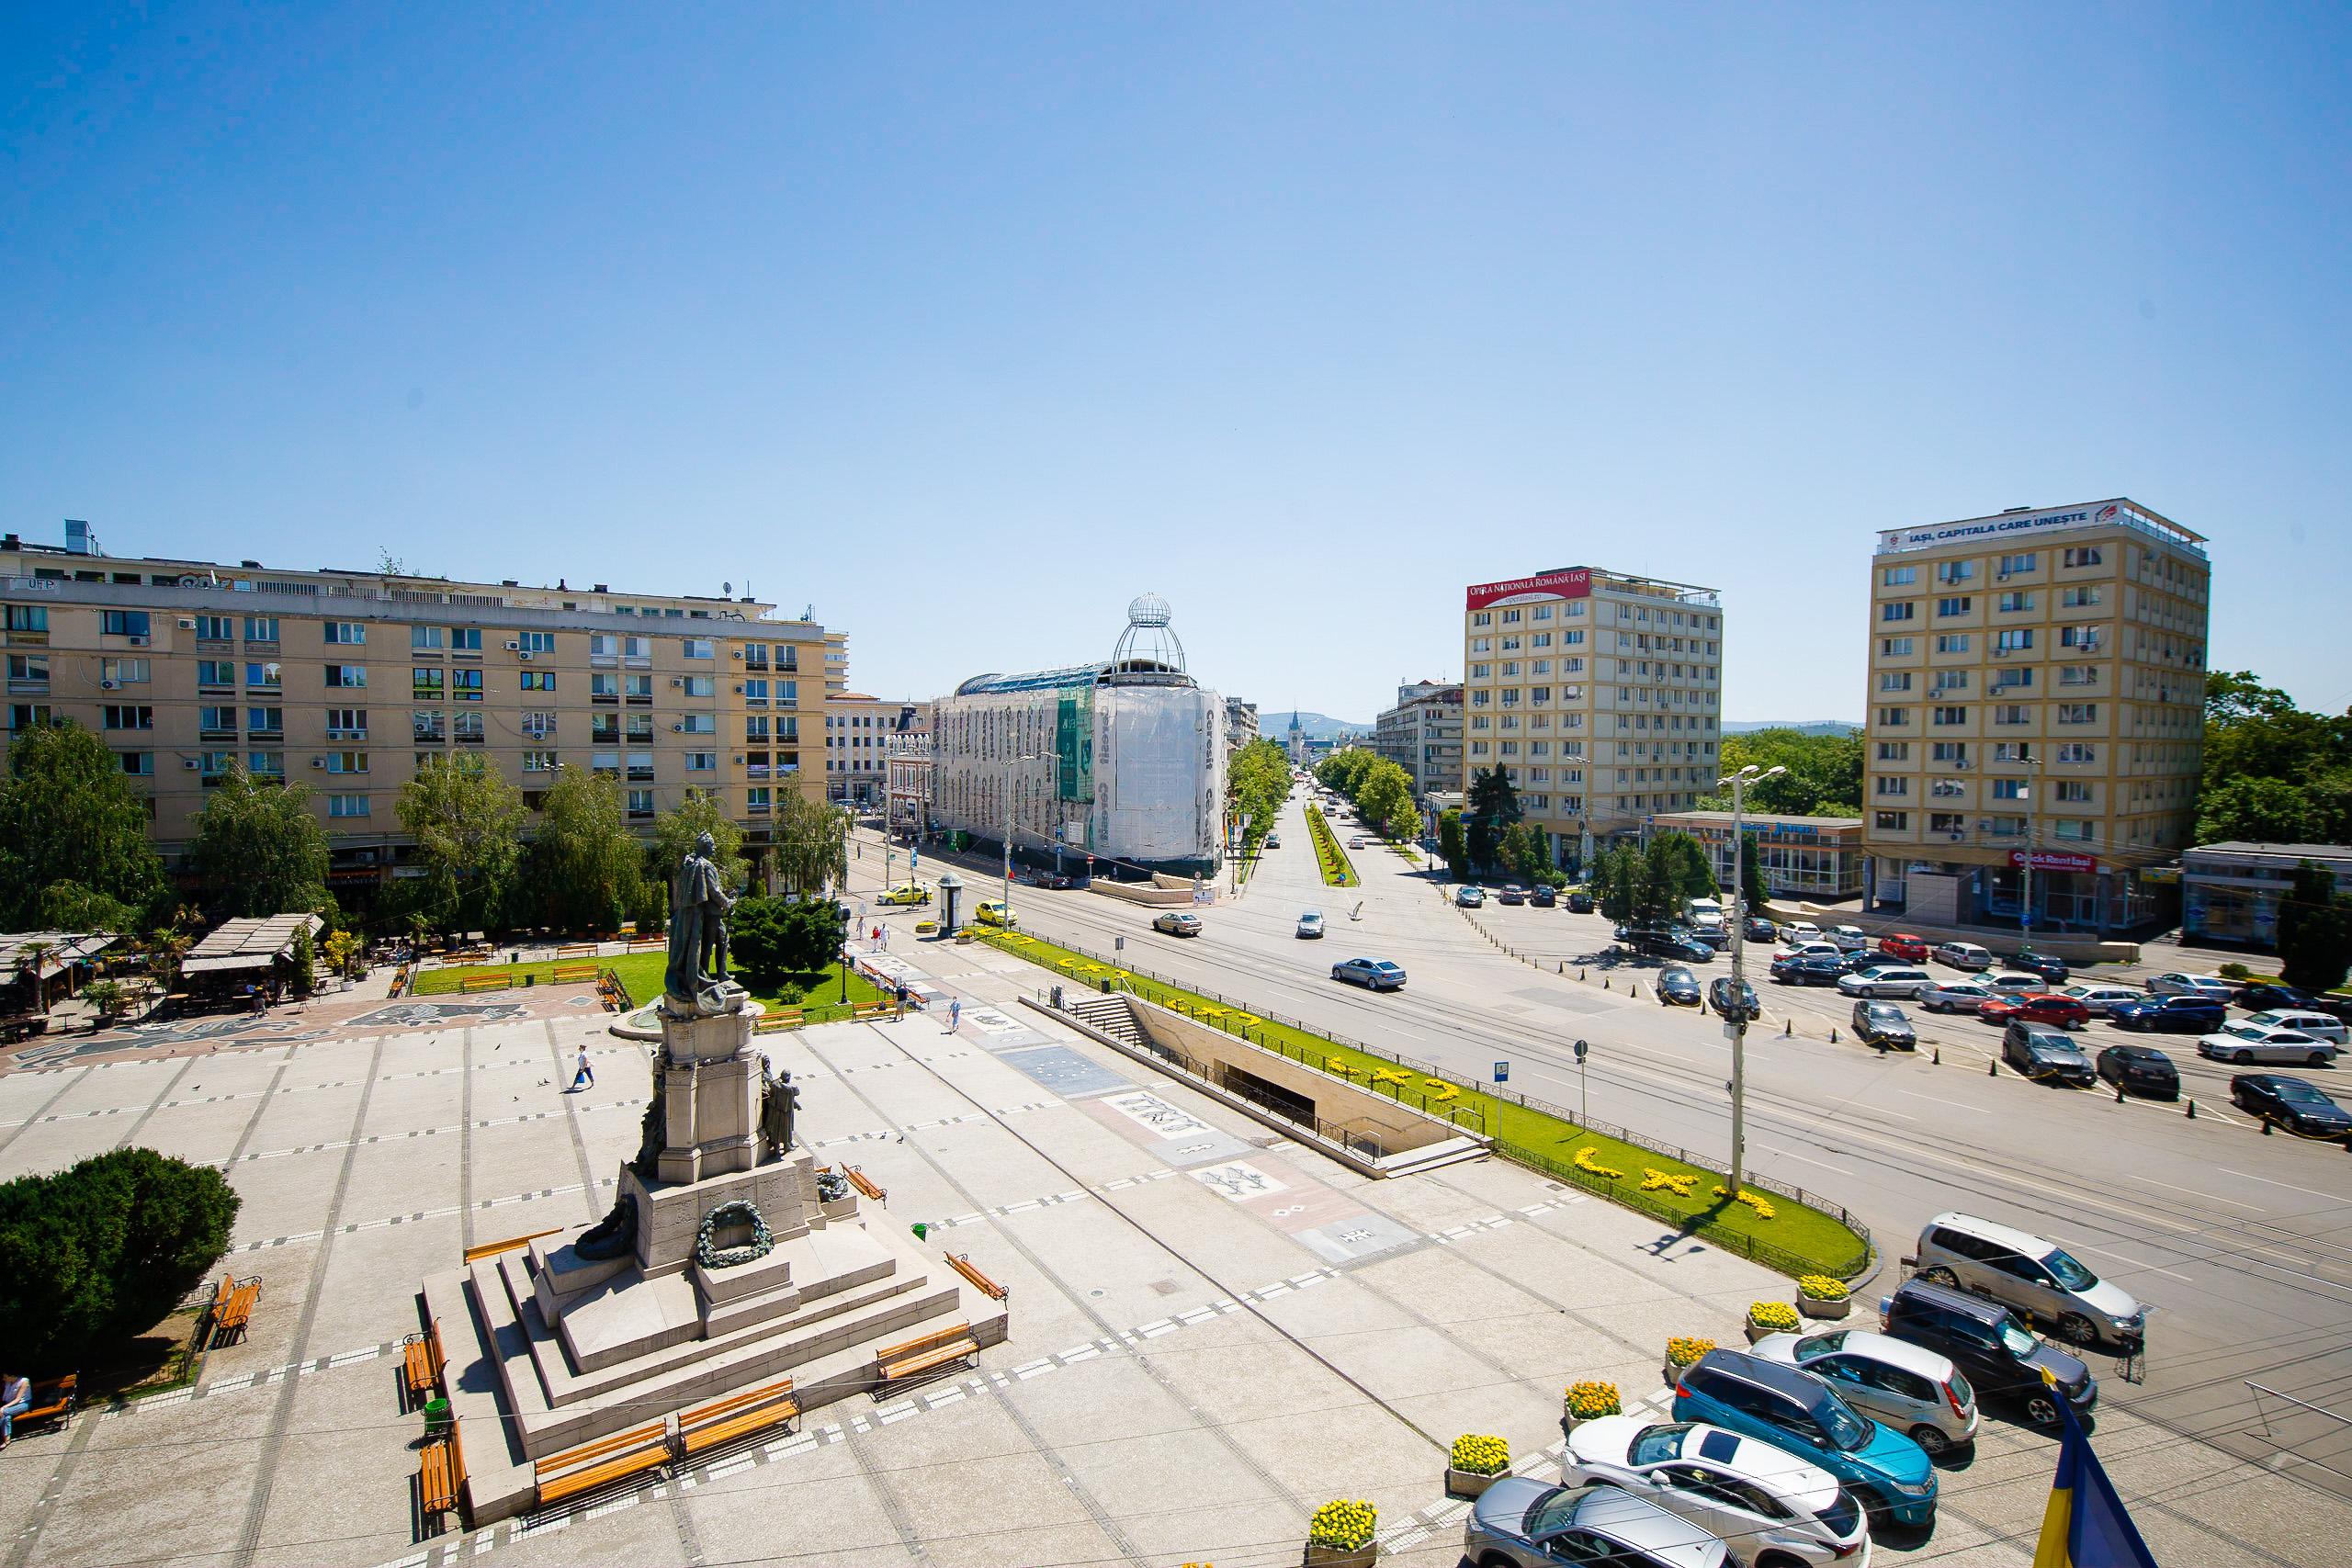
top-left (653, 1006), bottom-right (761, 1185)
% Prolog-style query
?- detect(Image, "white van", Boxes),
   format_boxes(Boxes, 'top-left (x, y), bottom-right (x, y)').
top-left (1932, 941), bottom-right (1993, 972)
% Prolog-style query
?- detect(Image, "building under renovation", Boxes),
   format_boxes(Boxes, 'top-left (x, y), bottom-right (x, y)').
top-left (930, 595), bottom-right (1227, 875)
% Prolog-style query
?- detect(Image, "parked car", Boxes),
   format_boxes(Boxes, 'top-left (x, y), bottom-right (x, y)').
top-left (1262, 831), bottom-right (1281, 850)
top-left (1710, 976), bottom-right (1760, 1021)
top-left (2058, 983), bottom-right (2143, 1017)
top-left (1877, 931), bottom-right (1931, 962)
top-left (1978, 993), bottom-right (2091, 1029)
top-left (1657, 967), bottom-right (1702, 1007)
top-left (1456, 886), bottom-right (1486, 908)
top-left (1295, 909), bottom-right (1325, 939)
top-left (1770, 953), bottom-right (1847, 987)
top-left (876, 881), bottom-right (933, 907)
top-left (1919, 979), bottom-right (2012, 1015)
top-left (973, 900), bottom-right (1017, 928)
top-left (1530, 886), bottom-right (1557, 908)
top-left (2234, 982), bottom-right (2324, 1012)
top-left (1039, 871), bottom-right (1088, 890)
top-left (1913, 1213), bottom-right (2145, 1350)
top-left (1838, 965), bottom-right (1934, 1000)
top-left (1931, 941), bottom-right (1993, 972)
top-left (1751, 1327), bottom-right (1979, 1455)
top-left (1852, 1000), bottom-right (1918, 1050)
top-left (1670, 1348), bottom-right (1939, 1530)
top-left (1827, 924), bottom-right (1868, 953)
top-left (1779, 921), bottom-right (1825, 947)
top-left (1630, 928), bottom-right (1716, 964)
top-left (1774, 941), bottom-right (1845, 964)
top-left (2109, 993), bottom-right (2228, 1033)
top-left (1744, 915), bottom-right (1779, 943)
top-left (1563, 1417), bottom-right (1869, 1566)
top-left (2147, 971), bottom-right (2237, 1001)
top-left (2002, 1022), bottom-right (2097, 1086)
top-left (2230, 1074), bottom-right (2352, 1136)
top-left (1877, 1278), bottom-right (2096, 1427)
top-left (2245, 1008), bottom-right (2350, 1044)
top-left (1464, 1478), bottom-right (1727, 1568)
top-left (1566, 890), bottom-right (1596, 913)
top-left (1983, 969), bottom-right (2051, 994)
top-left (2199, 1021), bottom-right (2340, 1066)
top-left (1330, 956), bottom-right (1406, 991)
top-left (2096, 1043), bottom-right (2180, 1100)
top-left (1150, 911), bottom-right (1202, 938)
top-left (2008, 950), bottom-right (2072, 985)
top-left (1498, 885), bottom-right (1527, 905)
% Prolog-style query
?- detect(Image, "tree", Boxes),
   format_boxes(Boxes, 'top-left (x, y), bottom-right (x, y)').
top-left (81, 977), bottom-right (130, 1021)
top-left (532, 766), bottom-right (647, 932)
top-left (1641, 830), bottom-right (1717, 923)
top-left (2277, 860), bottom-right (2352, 994)
top-left (0, 720), bottom-right (165, 930)
top-left (729, 895), bottom-right (844, 986)
top-left (1498, 821), bottom-right (1561, 886)
top-left (1354, 759), bottom-right (1419, 844)
top-left (0, 1146), bottom-right (240, 1371)
top-left (2194, 775), bottom-right (2323, 847)
top-left (287, 925), bottom-right (317, 998)
top-left (772, 790), bottom-right (847, 896)
top-left (2195, 671), bottom-right (2352, 848)
top-left (1465, 766), bottom-right (1522, 874)
top-left (1438, 808), bottom-right (1469, 882)
top-left (187, 766), bottom-right (332, 919)
top-left (321, 930), bottom-right (363, 984)
top-left (1694, 728), bottom-right (1864, 817)
top-left (38, 881), bottom-right (140, 932)
top-left (652, 789), bottom-right (748, 893)
top-left (1594, 844), bottom-right (1645, 924)
top-left (398, 757), bottom-right (528, 934)
top-left (1736, 829), bottom-right (1770, 915)
top-left (1227, 739), bottom-right (1292, 851)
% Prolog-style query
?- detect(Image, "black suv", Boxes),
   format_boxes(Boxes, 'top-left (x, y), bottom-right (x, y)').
top-left (1529, 885), bottom-right (1556, 908)
top-left (2096, 1044), bottom-right (2179, 1100)
top-left (2002, 1023), bottom-right (2096, 1087)
top-left (1566, 890), bottom-right (1595, 913)
top-left (2008, 949), bottom-right (2071, 986)
top-left (1878, 1279), bottom-right (2095, 1427)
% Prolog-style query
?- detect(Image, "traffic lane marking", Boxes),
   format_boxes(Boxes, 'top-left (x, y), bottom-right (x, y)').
top-left (2133, 1174), bottom-right (2268, 1213)
top-left (1894, 1089), bottom-right (1985, 1114)
top-left (1755, 1144), bottom-right (1857, 1177)
top-left (2217, 1168), bottom-right (2349, 1202)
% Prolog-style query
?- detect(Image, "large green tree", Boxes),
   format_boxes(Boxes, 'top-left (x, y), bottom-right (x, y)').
top-left (0, 720), bottom-right (164, 929)
top-left (1465, 766), bottom-right (1522, 874)
top-left (1438, 808), bottom-right (1469, 881)
top-left (398, 756), bottom-right (527, 933)
top-left (1642, 830), bottom-right (1717, 923)
top-left (2195, 671), bottom-right (2352, 846)
top-left (530, 766), bottom-right (646, 932)
top-left (652, 788), bottom-right (748, 893)
top-left (771, 790), bottom-right (847, 896)
top-left (1227, 739), bottom-right (1292, 853)
top-left (729, 895), bottom-right (844, 986)
top-left (2277, 859), bottom-right (2352, 994)
top-left (1695, 728), bottom-right (1864, 817)
top-left (1354, 758), bottom-right (1419, 844)
top-left (1594, 843), bottom-right (1646, 924)
top-left (1736, 829), bottom-right (1770, 915)
top-left (187, 766), bottom-right (332, 918)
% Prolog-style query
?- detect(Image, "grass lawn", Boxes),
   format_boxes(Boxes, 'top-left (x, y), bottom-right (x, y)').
top-left (413, 950), bottom-right (887, 1020)
top-left (981, 929), bottom-right (1871, 1280)
top-left (1305, 806), bottom-right (1359, 887)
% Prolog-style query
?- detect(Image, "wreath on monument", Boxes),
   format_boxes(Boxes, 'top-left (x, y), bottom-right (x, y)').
top-left (815, 1170), bottom-right (850, 1203)
top-left (695, 1199), bottom-right (775, 1269)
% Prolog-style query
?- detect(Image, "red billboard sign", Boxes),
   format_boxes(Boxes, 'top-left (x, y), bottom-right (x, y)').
top-left (1465, 568), bottom-right (1590, 612)
top-left (2009, 849), bottom-right (2096, 874)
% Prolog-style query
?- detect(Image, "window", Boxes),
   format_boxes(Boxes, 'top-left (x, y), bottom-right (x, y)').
top-left (1936, 596), bottom-right (1973, 616)
top-left (626, 788), bottom-right (655, 817)
top-left (2059, 664), bottom-right (2097, 686)
top-left (5, 605), bottom-right (48, 634)
top-left (119, 751), bottom-right (153, 776)
top-left (326, 664), bottom-right (367, 688)
top-left (453, 711), bottom-right (483, 743)
top-left (102, 610), bottom-right (153, 637)
top-left (1993, 704), bottom-right (2030, 725)
top-left (1992, 667), bottom-right (2034, 692)
top-left (1931, 634), bottom-right (1969, 655)
top-left (2052, 818), bottom-right (2093, 841)
top-left (326, 707), bottom-right (367, 739)
top-left (8, 705), bottom-right (51, 729)
top-left (320, 751), bottom-right (365, 774)
top-left (1995, 629), bottom-right (2033, 652)
top-left (684, 637), bottom-right (714, 660)
top-left (1882, 566), bottom-right (1918, 586)
top-left (1874, 776), bottom-right (1910, 796)
top-left (1879, 672), bottom-right (1912, 692)
top-left (1932, 670), bottom-right (1970, 692)
top-left (2056, 780), bottom-right (2092, 803)
top-left (1876, 741), bottom-right (1910, 761)
top-left (451, 626), bottom-right (481, 652)
top-left (2057, 703), bottom-right (2098, 724)
top-left (590, 634), bottom-right (619, 659)
top-left (1932, 705), bottom-right (1968, 726)
top-left (522, 671), bottom-right (556, 691)
top-left (1878, 706), bottom-right (1910, 726)
top-left (102, 656), bottom-right (151, 686)
top-left (411, 625), bottom-right (445, 650)
top-left (328, 794), bottom-right (370, 818)
top-left (747, 786), bottom-right (772, 813)
top-left (518, 631), bottom-right (556, 653)
top-left (1931, 741), bottom-right (1967, 762)
top-left (198, 660), bottom-right (234, 689)
top-left (2063, 546), bottom-right (2103, 568)
top-left (325, 622), bottom-right (367, 645)
top-left (413, 710), bottom-right (445, 741)
top-left (244, 616), bottom-right (278, 643)
top-left (521, 710), bottom-right (555, 738)
top-left (680, 714), bottom-right (716, 734)
top-left (623, 673), bottom-right (653, 700)
top-left (247, 706), bottom-right (283, 736)
top-left (1882, 602), bottom-right (1916, 622)
top-left (245, 661), bottom-right (282, 689)
top-left (1996, 592), bottom-right (2034, 613)
top-left (1930, 778), bottom-right (1964, 796)
top-left (1880, 637), bottom-right (1914, 656)
top-left (1936, 560), bottom-right (1977, 584)
top-left (1874, 810), bottom-right (1908, 830)
top-left (1998, 552), bottom-right (2038, 574)
top-left (2060, 625), bottom-right (2102, 650)
top-left (1991, 778), bottom-right (2027, 800)
top-left (451, 668), bottom-right (483, 701)
top-left (684, 751), bottom-right (717, 772)
top-left (412, 666), bottom-right (445, 700)
top-left (2061, 586), bottom-right (2101, 608)
top-left (743, 678), bottom-right (768, 704)
top-left (625, 636), bottom-right (651, 660)
top-left (6, 653), bottom-right (47, 685)
top-left (627, 750), bottom-right (655, 780)
top-left (103, 705), bottom-right (154, 730)
top-left (1930, 811), bottom-right (1966, 834)
top-left (2054, 742), bottom-right (2095, 763)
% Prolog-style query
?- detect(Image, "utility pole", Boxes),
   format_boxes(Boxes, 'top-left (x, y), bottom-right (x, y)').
top-left (1720, 761), bottom-right (1784, 1199)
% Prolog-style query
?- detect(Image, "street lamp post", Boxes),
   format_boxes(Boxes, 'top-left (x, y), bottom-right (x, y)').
top-left (1719, 762), bottom-right (1785, 1200)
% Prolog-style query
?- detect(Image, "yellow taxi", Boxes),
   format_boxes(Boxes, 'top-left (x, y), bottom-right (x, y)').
top-left (974, 900), bottom-right (1017, 929)
top-left (877, 882), bottom-right (932, 907)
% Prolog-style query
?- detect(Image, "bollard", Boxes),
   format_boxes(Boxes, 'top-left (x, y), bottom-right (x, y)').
top-left (1579, 967), bottom-right (1587, 981)
top-left (1989, 1058), bottom-right (1998, 1077)
top-left (2116, 1082), bottom-right (2125, 1103)
top-left (1603, 977), bottom-right (1611, 990)
top-left (2263, 1118), bottom-right (2273, 1135)
top-left (1782, 1020), bottom-right (1792, 1037)
top-left (1829, 1027), bottom-right (1838, 1043)
top-left (2185, 1098), bottom-right (2195, 1119)
top-left (1932, 1046), bottom-right (1941, 1065)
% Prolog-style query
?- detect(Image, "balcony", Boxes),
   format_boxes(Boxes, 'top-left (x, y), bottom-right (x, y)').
top-left (626, 766), bottom-right (655, 782)
top-left (199, 724), bottom-right (237, 742)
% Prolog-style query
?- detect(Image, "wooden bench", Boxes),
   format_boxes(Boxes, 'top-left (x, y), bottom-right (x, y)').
top-left (208, 1275), bottom-right (262, 1348)
top-left (677, 1378), bottom-right (797, 1460)
top-left (752, 1007), bottom-right (805, 1033)
top-left (549, 962), bottom-right (599, 985)
top-left (458, 975), bottom-right (513, 994)
top-left (554, 943), bottom-right (599, 960)
top-left (16, 1373), bottom-right (76, 1434)
top-left (402, 1319), bottom-right (447, 1406)
top-left (463, 1227), bottom-right (561, 1265)
top-left (852, 1000), bottom-right (894, 1021)
top-left (534, 1420), bottom-right (671, 1508)
top-left (876, 1322), bottom-right (978, 1388)
top-left (419, 1416), bottom-right (467, 1530)
top-left (944, 1253), bottom-right (1009, 1302)
top-left (841, 1165), bottom-right (886, 1202)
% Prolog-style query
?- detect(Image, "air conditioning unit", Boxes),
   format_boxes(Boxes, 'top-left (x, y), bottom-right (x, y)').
top-left (182, 757), bottom-right (201, 770)
top-left (670, 676), bottom-right (684, 687)
top-left (504, 640), bottom-right (522, 651)
top-left (311, 757), bottom-right (326, 768)
top-left (516, 650), bottom-right (532, 660)
top-left (673, 723), bottom-right (685, 732)
top-left (128, 635), bottom-right (150, 648)
top-left (1948, 831), bottom-right (1964, 841)
top-left (177, 618), bottom-right (196, 629)
top-left (99, 679), bottom-right (118, 690)
top-left (731, 754), bottom-right (745, 764)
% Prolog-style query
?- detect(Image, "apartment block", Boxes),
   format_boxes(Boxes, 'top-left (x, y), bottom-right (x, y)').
top-left (1860, 499), bottom-right (2208, 932)
top-left (1372, 680), bottom-right (1463, 799)
top-left (1462, 567), bottom-right (1724, 868)
top-left (0, 526), bottom-right (831, 887)
top-left (825, 694), bottom-right (926, 807)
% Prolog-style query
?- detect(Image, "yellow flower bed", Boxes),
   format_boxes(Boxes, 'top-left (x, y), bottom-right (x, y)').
top-left (1574, 1146), bottom-right (1624, 1180)
top-left (1641, 1168), bottom-right (1699, 1197)
top-left (1565, 1380), bottom-right (1623, 1419)
top-left (1308, 1498), bottom-right (1377, 1551)
top-left (1325, 1055), bottom-right (1358, 1077)
top-left (1450, 1432), bottom-right (1510, 1476)
top-left (1666, 1336), bottom-right (1717, 1369)
top-left (1424, 1079), bottom-right (1460, 1103)
top-left (1714, 1185), bottom-right (1778, 1219)
top-left (1797, 1274), bottom-right (1849, 1302)
top-left (1748, 1301), bottom-right (1801, 1331)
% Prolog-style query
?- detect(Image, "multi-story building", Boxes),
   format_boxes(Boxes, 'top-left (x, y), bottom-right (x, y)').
top-left (2182, 841), bottom-right (2352, 950)
top-left (1462, 567), bottom-right (1724, 870)
top-left (1224, 696), bottom-right (1260, 752)
top-left (825, 694), bottom-right (925, 807)
top-left (1650, 809), bottom-right (1865, 901)
top-left (1860, 499), bottom-right (2208, 932)
top-left (0, 525), bottom-right (830, 889)
top-left (930, 595), bottom-right (1227, 875)
top-left (1373, 680), bottom-right (1463, 798)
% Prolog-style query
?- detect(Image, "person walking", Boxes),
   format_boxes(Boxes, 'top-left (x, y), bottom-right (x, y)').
top-left (948, 998), bottom-right (961, 1033)
top-left (0, 1371), bottom-right (30, 1449)
top-left (571, 1045), bottom-right (594, 1093)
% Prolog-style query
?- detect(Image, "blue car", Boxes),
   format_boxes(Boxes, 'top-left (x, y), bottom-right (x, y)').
top-left (2109, 994), bottom-right (2226, 1033)
top-left (1672, 1348), bottom-right (1938, 1529)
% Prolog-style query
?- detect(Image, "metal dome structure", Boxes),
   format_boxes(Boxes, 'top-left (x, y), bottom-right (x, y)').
top-left (1109, 592), bottom-right (1188, 682)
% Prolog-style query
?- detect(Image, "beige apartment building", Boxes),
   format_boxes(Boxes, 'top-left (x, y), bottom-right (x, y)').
top-left (824, 693), bottom-right (926, 807)
top-left (1861, 499), bottom-right (2208, 933)
top-left (1462, 567), bottom-right (1724, 870)
top-left (1372, 680), bottom-right (1463, 799)
top-left (0, 525), bottom-right (831, 890)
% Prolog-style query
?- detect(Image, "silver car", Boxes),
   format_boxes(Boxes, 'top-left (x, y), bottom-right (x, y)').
top-left (1295, 909), bottom-right (1325, 939)
top-left (1753, 1327), bottom-right (1979, 1456)
top-left (1564, 1417), bottom-right (1868, 1567)
top-left (1466, 1477), bottom-right (1727, 1568)
top-left (2059, 983), bottom-right (2143, 1018)
top-left (1918, 979), bottom-right (2011, 1015)
top-left (1915, 1212), bottom-right (2146, 1350)
top-left (1838, 965), bottom-right (1933, 1000)
top-left (2199, 1021), bottom-right (2340, 1066)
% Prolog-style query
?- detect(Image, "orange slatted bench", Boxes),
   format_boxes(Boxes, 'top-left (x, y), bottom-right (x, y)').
top-left (534, 1420), bottom-right (671, 1508)
top-left (419, 1417), bottom-right (467, 1529)
top-left (677, 1379), bottom-right (797, 1460)
top-left (549, 962), bottom-right (598, 984)
top-left (209, 1276), bottom-right (262, 1348)
top-left (876, 1322), bottom-right (978, 1388)
top-left (17, 1373), bottom-right (76, 1434)
top-left (402, 1319), bottom-right (447, 1405)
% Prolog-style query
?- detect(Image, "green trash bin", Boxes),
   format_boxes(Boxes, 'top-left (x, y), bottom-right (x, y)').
top-left (911, 1222), bottom-right (928, 1241)
top-left (423, 1395), bottom-right (453, 1435)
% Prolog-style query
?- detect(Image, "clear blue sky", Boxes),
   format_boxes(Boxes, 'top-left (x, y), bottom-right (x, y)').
top-left (6, 4), bottom-right (2346, 724)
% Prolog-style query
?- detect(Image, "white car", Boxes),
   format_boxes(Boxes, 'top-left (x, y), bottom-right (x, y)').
top-left (1779, 921), bottom-right (1825, 947)
top-left (1919, 979), bottom-right (2010, 1014)
top-left (1563, 1416), bottom-right (1869, 1568)
top-left (2198, 1021), bottom-right (2341, 1067)
top-left (2060, 983), bottom-right (2143, 1018)
top-left (2247, 1008), bottom-right (2349, 1044)
top-left (1752, 1327), bottom-right (1979, 1455)
top-left (1838, 965), bottom-right (1934, 1000)
top-left (1773, 941), bottom-right (1844, 964)
top-left (1295, 909), bottom-right (1325, 940)
top-left (1984, 970), bottom-right (2048, 993)
top-left (1828, 925), bottom-right (1869, 953)
top-left (2148, 971), bottom-right (2237, 1000)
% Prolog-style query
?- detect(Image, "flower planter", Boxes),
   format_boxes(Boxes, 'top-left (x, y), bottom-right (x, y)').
top-left (1305, 1544), bottom-right (1378, 1568)
top-left (1743, 1319), bottom-right (1772, 1345)
top-left (1445, 1466), bottom-right (1500, 1500)
top-left (1664, 1360), bottom-right (1696, 1387)
top-left (1798, 1294), bottom-right (1852, 1320)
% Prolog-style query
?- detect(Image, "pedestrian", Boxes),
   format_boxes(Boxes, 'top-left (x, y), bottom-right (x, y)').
top-left (878, 925), bottom-right (889, 953)
top-left (0, 1371), bottom-right (29, 1449)
top-left (948, 998), bottom-right (961, 1033)
top-left (571, 1045), bottom-right (594, 1093)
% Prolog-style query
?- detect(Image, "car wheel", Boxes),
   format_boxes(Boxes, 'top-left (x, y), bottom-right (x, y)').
top-left (2233, 1049), bottom-right (2254, 1065)
top-left (2311, 1052), bottom-right (2331, 1067)
top-left (1919, 1266), bottom-right (1959, 1288)
top-left (1852, 1484), bottom-right (1898, 1530)
top-left (2057, 1314), bottom-right (2100, 1348)
top-left (1909, 1422), bottom-right (1951, 1456)
top-left (2024, 1391), bottom-right (2062, 1427)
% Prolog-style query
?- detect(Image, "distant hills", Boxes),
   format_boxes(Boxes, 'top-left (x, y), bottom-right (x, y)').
top-left (1261, 710), bottom-right (1370, 739)
top-left (1724, 720), bottom-right (1860, 736)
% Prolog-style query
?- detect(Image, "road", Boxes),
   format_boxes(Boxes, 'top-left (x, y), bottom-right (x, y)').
top-left (842, 791), bottom-right (2352, 1506)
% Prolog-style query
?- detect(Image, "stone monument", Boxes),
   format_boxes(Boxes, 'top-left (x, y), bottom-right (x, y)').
top-left (421, 843), bottom-right (1009, 1523)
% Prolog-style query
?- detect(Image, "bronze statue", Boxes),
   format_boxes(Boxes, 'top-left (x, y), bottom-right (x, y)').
top-left (664, 831), bottom-right (739, 1016)
top-left (759, 1059), bottom-right (800, 1156)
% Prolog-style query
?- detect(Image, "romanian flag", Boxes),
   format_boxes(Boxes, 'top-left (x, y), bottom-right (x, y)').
top-left (2033, 1373), bottom-right (2159, 1568)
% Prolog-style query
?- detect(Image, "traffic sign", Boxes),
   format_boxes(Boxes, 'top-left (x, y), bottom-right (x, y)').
top-left (1493, 1061), bottom-right (1510, 1083)
top-left (1573, 1039), bottom-right (1589, 1063)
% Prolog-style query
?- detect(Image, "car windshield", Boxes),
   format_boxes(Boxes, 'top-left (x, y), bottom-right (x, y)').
top-left (2273, 1080), bottom-right (2331, 1104)
top-left (1998, 1320), bottom-right (2039, 1358)
top-left (1866, 1006), bottom-right (1902, 1023)
top-left (1521, 1485), bottom-right (1594, 1538)
top-left (1626, 1422), bottom-right (1693, 1467)
top-left (2041, 1248), bottom-right (2098, 1291)
top-left (1816, 1392), bottom-right (1873, 1451)
top-left (2223, 1022), bottom-right (2267, 1040)
top-left (1794, 1331), bottom-right (1845, 1360)
top-left (1663, 968), bottom-right (1692, 984)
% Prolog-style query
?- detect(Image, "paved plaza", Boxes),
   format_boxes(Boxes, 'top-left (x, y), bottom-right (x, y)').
top-left (0, 919), bottom-right (2341, 1568)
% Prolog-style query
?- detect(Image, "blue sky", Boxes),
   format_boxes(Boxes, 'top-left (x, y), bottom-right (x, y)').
top-left (5, 4), bottom-right (2346, 723)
